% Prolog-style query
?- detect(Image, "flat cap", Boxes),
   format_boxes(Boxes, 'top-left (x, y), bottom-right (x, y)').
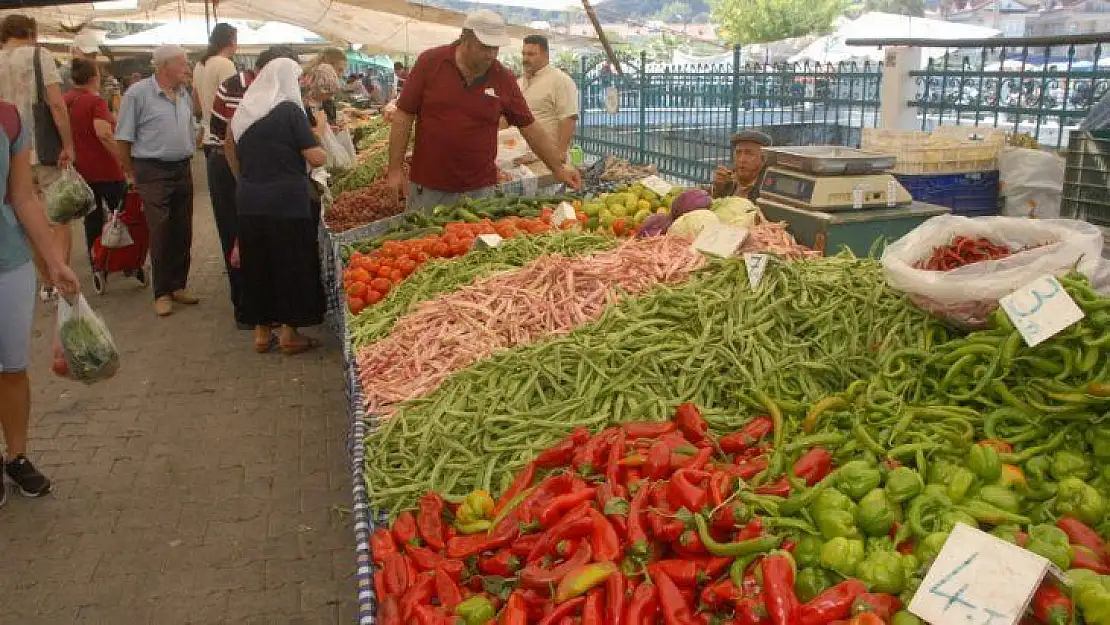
top-left (730, 130), bottom-right (773, 147)
top-left (152, 45), bottom-right (186, 66)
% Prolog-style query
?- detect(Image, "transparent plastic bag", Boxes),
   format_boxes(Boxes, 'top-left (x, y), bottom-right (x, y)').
top-left (998, 146), bottom-right (1064, 218)
top-left (321, 124), bottom-right (356, 170)
top-left (881, 215), bottom-right (1105, 329)
top-left (44, 166), bottom-right (95, 224)
top-left (56, 294), bottom-right (120, 384)
top-left (100, 211), bottom-right (134, 249)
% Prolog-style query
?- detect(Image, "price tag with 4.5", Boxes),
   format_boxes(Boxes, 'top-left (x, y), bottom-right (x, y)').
top-left (744, 253), bottom-right (770, 290)
top-left (692, 224), bottom-right (748, 258)
top-left (640, 175), bottom-right (673, 196)
top-left (999, 275), bottom-right (1085, 347)
top-left (909, 524), bottom-right (1052, 625)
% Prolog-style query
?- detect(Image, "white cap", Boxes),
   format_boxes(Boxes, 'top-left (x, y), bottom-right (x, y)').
top-left (152, 44), bottom-right (187, 66)
top-left (72, 31), bottom-right (101, 54)
top-left (463, 10), bottom-right (511, 48)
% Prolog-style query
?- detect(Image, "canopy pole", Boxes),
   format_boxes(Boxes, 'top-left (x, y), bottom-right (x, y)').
top-left (581, 0), bottom-right (623, 76)
top-left (204, 0), bottom-right (211, 35)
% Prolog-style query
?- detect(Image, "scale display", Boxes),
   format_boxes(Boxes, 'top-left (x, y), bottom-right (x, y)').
top-left (758, 167), bottom-right (913, 212)
top-left (761, 171), bottom-right (815, 204)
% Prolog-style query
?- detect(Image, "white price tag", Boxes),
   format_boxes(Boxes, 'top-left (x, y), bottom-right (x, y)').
top-left (999, 275), bottom-right (1085, 347)
top-left (692, 225), bottom-right (748, 258)
top-left (604, 87), bottom-right (620, 114)
top-left (640, 175), bottom-right (674, 196)
top-left (744, 253), bottom-right (770, 289)
top-left (472, 234), bottom-right (504, 250)
top-left (909, 524), bottom-right (1050, 625)
top-left (550, 202), bottom-right (577, 227)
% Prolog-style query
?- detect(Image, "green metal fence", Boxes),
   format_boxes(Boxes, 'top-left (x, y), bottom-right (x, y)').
top-left (885, 35), bottom-right (1110, 149)
top-left (573, 50), bottom-right (882, 184)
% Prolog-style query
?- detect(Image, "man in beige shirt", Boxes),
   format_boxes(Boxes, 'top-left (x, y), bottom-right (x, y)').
top-left (519, 35), bottom-right (578, 160)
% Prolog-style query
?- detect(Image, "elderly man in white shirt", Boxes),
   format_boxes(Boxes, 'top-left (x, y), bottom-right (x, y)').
top-left (518, 35), bottom-right (578, 161)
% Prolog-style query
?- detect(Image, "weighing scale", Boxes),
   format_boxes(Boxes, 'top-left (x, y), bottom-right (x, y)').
top-left (756, 146), bottom-right (950, 255)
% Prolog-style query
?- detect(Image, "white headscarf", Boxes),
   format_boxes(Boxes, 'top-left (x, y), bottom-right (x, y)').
top-left (231, 58), bottom-right (304, 141)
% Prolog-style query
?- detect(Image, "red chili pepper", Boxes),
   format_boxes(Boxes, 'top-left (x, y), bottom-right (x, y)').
top-left (378, 595), bottom-right (402, 625)
top-left (700, 579), bottom-right (741, 609)
top-left (646, 437), bottom-right (679, 480)
top-left (528, 505), bottom-right (594, 562)
top-left (607, 428), bottom-right (627, 486)
top-left (539, 488), bottom-right (599, 528)
top-left (851, 593), bottom-right (902, 620)
top-left (649, 509), bottom-right (685, 543)
top-left (674, 402), bottom-right (709, 444)
top-left (493, 462), bottom-right (536, 517)
top-left (625, 468), bottom-right (644, 491)
top-left (737, 517), bottom-right (765, 540)
top-left (511, 534), bottom-right (541, 559)
top-left (535, 428), bottom-right (592, 468)
top-left (781, 538), bottom-right (797, 553)
top-left (626, 582), bottom-right (659, 624)
top-left (557, 538), bottom-right (584, 559)
top-left (796, 579), bottom-right (868, 625)
top-left (720, 417), bottom-right (774, 453)
top-left (434, 564), bottom-right (463, 611)
top-left (587, 507), bottom-right (622, 562)
top-left (1071, 545), bottom-right (1110, 574)
top-left (416, 492), bottom-right (446, 551)
top-left (736, 593), bottom-right (772, 625)
top-left (407, 545), bottom-right (448, 572)
top-left (537, 597), bottom-right (587, 625)
top-left (761, 553), bottom-right (799, 625)
top-left (654, 570), bottom-right (694, 625)
top-left (581, 589), bottom-right (605, 625)
top-left (1032, 583), bottom-right (1073, 625)
top-left (1058, 517), bottom-right (1110, 561)
top-left (623, 421), bottom-right (677, 439)
top-left (574, 430), bottom-right (616, 476)
top-left (392, 511), bottom-right (421, 548)
top-left (755, 477), bottom-right (792, 497)
top-left (792, 447), bottom-right (833, 486)
top-left (626, 483), bottom-right (652, 558)
top-left (647, 558), bottom-right (726, 587)
top-left (667, 469), bottom-right (709, 512)
top-left (399, 571), bottom-right (436, 621)
top-left (606, 571), bottom-right (627, 625)
top-left (520, 543), bottom-right (593, 589)
top-left (371, 528), bottom-right (399, 565)
top-left (381, 552), bottom-right (413, 595)
top-left (479, 549), bottom-right (522, 577)
top-left (672, 446), bottom-right (713, 472)
top-left (499, 592), bottom-right (528, 625)
top-left (734, 456), bottom-right (769, 480)
top-left (446, 531), bottom-right (511, 560)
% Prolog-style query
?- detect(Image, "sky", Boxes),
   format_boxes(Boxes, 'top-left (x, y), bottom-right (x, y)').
top-left (461, 0), bottom-right (610, 9)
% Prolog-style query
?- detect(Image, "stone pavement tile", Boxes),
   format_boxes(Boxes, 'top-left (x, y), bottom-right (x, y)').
top-left (0, 159), bottom-right (356, 623)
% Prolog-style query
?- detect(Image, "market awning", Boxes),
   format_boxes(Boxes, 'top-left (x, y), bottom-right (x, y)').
top-left (7, 0), bottom-right (598, 55)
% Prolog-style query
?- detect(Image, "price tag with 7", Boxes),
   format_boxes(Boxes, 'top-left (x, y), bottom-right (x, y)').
top-left (909, 524), bottom-right (1053, 625)
top-left (998, 275), bottom-right (1085, 347)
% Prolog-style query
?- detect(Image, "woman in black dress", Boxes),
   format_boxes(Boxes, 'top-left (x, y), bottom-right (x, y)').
top-left (225, 58), bottom-right (327, 355)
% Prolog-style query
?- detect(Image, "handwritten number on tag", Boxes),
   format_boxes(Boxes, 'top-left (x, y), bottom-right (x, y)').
top-left (929, 553), bottom-right (978, 612)
top-left (1006, 279), bottom-right (1060, 317)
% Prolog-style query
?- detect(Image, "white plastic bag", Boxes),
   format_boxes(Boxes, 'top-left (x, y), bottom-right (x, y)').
top-left (100, 211), bottom-right (134, 249)
top-left (998, 146), bottom-right (1065, 218)
top-left (56, 294), bottom-right (120, 384)
top-left (44, 166), bottom-right (95, 224)
top-left (881, 215), bottom-right (1106, 328)
top-left (496, 127), bottom-right (533, 170)
top-left (321, 124), bottom-right (356, 170)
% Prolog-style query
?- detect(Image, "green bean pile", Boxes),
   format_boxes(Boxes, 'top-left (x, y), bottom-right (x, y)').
top-left (364, 255), bottom-right (951, 515)
top-left (347, 232), bottom-right (619, 349)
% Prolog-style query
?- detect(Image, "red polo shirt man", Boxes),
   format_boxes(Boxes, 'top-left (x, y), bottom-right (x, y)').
top-left (386, 10), bottom-right (581, 211)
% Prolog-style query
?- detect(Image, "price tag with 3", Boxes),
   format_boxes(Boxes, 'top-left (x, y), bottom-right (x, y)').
top-left (909, 524), bottom-right (1051, 625)
top-left (999, 275), bottom-right (1085, 347)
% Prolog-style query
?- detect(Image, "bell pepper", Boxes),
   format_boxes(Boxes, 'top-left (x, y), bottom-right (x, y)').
top-left (674, 402), bottom-right (709, 444)
top-left (1051, 450), bottom-right (1093, 481)
top-left (457, 490), bottom-right (496, 525)
top-left (998, 464), bottom-right (1027, 490)
top-left (890, 611), bottom-right (923, 625)
top-left (837, 461), bottom-right (883, 501)
top-left (693, 514), bottom-right (781, 558)
top-left (795, 567), bottom-right (834, 603)
top-left (555, 561), bottom-right (617, 603)
top-left (967, 445), bottom-right (1002, 483)
top-left (539, 488), bottom-right (598, 528)
top-left (857, 550), bottom-right (907, 594)
top-left (762, 553), bottom-right (800, 625)
top-left (653, 569), bottom-right (694, 625)
top-left (857, 489), bottom-right (898, 537)
top-left (667, 469), bottom-right (709, 512)
top-left (945, 467), bottom-right (977, 504)
top-left (989, 524), bottom-right (1025, 545)
top-left (519, 542), bottom-right (592, 589)
top-left (720, 416), bottom-right (775, 453)
top-left (884, 467), bottom-right (924, 504)
top-left (1071, 571), bottom-right (1110, 625)
top-left (1056, 477), bottom-right (1108, 525)
top-left (456, 595), bottom-right (496, 625)
top-left (794, 535), bottom-right (824, 568)
top-left (371, 528), bottom-right (399, 565)
top-left (851, 593), bottom-right (902, 620)
top-left (1033, 583), bottom-right (1073, 625)
top-left (976, 484), bottom-right (1023, 514)
top-left (1026, 524), bottom-right (1074, 571)
top-left (1087, 425), bottom-right (1110, 461)
top-left (1059, 516), bottom-right (1110, 561)
top-left (811, 488), bottom-right (861, 540)
top-left (535, 428), bottom-right (591, 468)
top-left (821, 537), bottom-right (866, 577)
top-left (796, 579), bottom-right (867, 625)
top-left (1023, 456), bottom-right (1059, 500)
top-left (479, 550), bottom-right (521, 577)
top-left (914, 531), bottom-right (949, 565)
top-left (793, 447), bottom-right (834, 486)
top-left (392, 511), bottom-right (421, 548)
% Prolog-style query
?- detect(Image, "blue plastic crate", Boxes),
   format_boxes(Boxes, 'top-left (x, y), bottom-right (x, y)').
top-left (895, 171), bottom-right (1001, 216)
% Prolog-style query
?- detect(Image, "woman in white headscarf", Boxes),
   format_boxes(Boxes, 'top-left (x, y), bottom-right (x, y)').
top-left (225, 58), bottom-right (327, 355)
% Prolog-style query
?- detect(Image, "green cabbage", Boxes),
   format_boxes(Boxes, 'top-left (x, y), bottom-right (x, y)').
top-left (712, 197), bottom-right (758, 228)
top-left (668, 209), bottom-right (720, 237)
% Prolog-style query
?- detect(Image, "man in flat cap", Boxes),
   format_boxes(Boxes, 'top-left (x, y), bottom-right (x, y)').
top-left (711, 129), bottom-right (772, 201)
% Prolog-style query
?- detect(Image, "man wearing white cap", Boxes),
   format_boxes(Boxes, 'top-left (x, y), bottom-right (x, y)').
top-left (385, 10), bottom-right (581, 212)
top-left (62, 31), bottom-right (121, 113)
top-left (116, 44), bottom-right (199, 317)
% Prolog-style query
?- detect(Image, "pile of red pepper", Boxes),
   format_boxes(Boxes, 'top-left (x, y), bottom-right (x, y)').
top-left (914, 235), bottom-right (1013, 271)
top-left (369, 404), bottom-right (907, 624)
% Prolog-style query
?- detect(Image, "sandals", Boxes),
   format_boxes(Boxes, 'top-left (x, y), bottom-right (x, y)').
top-left (254, 327), bottom-right (276, 353)
top-left (279, 336), bottom-right (320, 356)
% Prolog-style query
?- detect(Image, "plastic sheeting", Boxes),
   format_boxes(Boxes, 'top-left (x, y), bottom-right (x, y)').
top-left (104, 19), bottom-right (325, 47)
top-left (10, 0), bottom-right (596, 55)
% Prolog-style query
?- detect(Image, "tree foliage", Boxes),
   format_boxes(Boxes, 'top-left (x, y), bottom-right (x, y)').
top-left (861, 0), bottom-right (926, 16)
top-left (710, 0), bottom-right (846, 44)
top-left (655, 2), bottom-right (694, 22)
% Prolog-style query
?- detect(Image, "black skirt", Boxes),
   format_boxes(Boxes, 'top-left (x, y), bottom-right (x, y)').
top-left (238, 215), bottom-right (325, 327)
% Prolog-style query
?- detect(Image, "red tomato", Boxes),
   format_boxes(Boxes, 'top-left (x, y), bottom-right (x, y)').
top-left (390, 269), bottom-right (404, 282)
top-left (370, 278), bottom-right (392, 293)
top-left (346, 282), bottom-right (368, 297)
top-left (349, 268), bottom-right (371, 283)
top-left (348, 296), bottom-right (366, 314)
top-left (366, 290), bottom-right (383, 305)
top-left (432, 242), bottom-right (449, 258)
top-left (414, 252), bottom-right (430, 263)
top-left (376, 266), bottom-right (393, 279)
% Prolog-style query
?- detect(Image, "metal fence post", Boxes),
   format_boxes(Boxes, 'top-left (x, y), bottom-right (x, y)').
top-left (577, 56), bottom-right (587, 149)
top-left (638, 51), bottom-right (648, 164)
top-left (730, 46), bottom-right (741, 135)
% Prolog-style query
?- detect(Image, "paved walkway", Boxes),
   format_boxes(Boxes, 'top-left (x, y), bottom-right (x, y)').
top-left (0, 160), bottom-right (357, 624)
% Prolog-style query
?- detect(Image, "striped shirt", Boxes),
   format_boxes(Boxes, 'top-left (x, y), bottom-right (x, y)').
top-left (208, 69), bottom-right (256, 146)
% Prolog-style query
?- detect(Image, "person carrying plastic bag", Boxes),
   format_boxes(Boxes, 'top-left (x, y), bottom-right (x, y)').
top-left (43, 164), bottom-right (95, 224)
top-left (54, 293), bottom-right (121, 384)
top-left (881, 214), bottom-right (1107, 329)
